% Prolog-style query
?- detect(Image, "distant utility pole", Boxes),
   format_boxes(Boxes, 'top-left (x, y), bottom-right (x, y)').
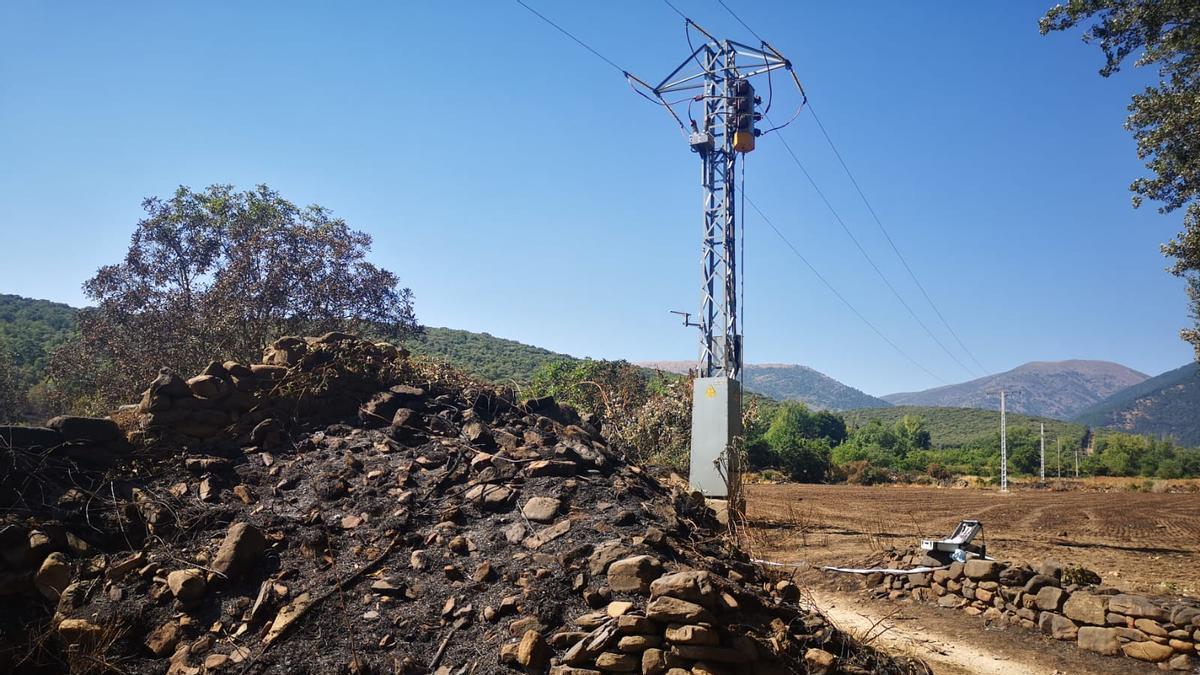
top-left (1075, 442), bottom-right (1080, 478)
top-left (1057, 437), bottom-right (1062, 479)
top-left (1040, 423), bottom-right (1045, 482)
top-left (1000, 390), bottom-right (1008, 493)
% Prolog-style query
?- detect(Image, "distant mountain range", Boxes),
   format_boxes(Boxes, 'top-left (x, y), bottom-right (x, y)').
top-left (882, 360), bottom-right (1149, 419)
top-left (637, 361), bottom-right (889, 411)
top-left (1073, 362), bottom-right (1200, 446)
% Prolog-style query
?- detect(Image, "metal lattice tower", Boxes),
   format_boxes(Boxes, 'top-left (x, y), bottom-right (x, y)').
top-left (655, 32), bottom-right (791, 380)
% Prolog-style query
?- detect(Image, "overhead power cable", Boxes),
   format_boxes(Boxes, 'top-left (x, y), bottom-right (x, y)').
top-left (715, 0), bottom-right (765, 44)
top-left (715, 0), bottom-right (987, 377)
top-left (515, 0), bottom-right (952, 384)
top-left (513, 0), bottom-right (690, 135)
top-left (662, 0), bottom-right (688, 21)
top-left (770, 126), bottom-right (979, 379)
top-left (744, 196), bottom-right (947, 384)
top-left (513, 0), bottom-right (626, 75)
top-left (805, 102), bottom-right (990, 374)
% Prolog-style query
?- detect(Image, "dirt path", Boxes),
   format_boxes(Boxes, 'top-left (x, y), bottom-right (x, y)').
top-left (803, 586), bottom-right (1157, 674)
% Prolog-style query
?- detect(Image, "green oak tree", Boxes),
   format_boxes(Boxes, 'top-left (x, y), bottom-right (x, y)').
top-left (1041, 1), bottom-right (1200, 357)
top-left (48, 184), bottom-right (417, 413)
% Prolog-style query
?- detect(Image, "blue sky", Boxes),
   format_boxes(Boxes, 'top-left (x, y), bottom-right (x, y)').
top-left (0, 1), bottom-right (1192, 396)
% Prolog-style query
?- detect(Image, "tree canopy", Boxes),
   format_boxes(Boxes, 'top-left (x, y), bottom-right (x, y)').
top-left (1041, 0), bottom-right (1200, 357)
top-left (48, 184), bottom-right (417, 412)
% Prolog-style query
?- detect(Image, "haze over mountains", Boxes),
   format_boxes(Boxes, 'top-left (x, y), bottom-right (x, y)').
top-left (882, 360), bottom-right (1149, 419)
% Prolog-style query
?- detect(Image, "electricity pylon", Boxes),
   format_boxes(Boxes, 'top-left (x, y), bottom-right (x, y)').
top-left (655, 25), bottom-right (792, 380)
top-left (646, 19), bottom-right (798, 498)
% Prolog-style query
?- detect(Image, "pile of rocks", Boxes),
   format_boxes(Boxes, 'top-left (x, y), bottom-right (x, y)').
top-left (131, 333), bottom-right (409, 443)
top-left (1, 335), bottom-right (921, 675)
top-left (850, 547), bottom-right (1198, 671)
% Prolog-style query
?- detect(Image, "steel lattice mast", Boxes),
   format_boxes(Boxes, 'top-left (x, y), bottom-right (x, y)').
top-left (655, 33), bottom-right (791, 380)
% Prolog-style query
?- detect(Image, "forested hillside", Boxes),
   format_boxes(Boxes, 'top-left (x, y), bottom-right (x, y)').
top-left (844, 405), bottom-right (1088, 448)
top-left (1075, 362), bottom-right (1200, 445)
top-left (0, 295), bottom-right (78, 419)
top-left (406, 326), bottom-right (578, 384)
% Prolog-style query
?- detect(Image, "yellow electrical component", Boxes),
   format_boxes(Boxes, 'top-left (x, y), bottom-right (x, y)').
top-left (733, 130), bottom-right (755, 153)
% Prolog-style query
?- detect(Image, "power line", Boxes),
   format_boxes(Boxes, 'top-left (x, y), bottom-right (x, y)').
top-left (513, 0), bottom-right (626, 75)
top-left (662, 0), bottom-right (688, 21)
top-left (715, 0), bottom-right (765, 44)
top-left (744, 195), bottom-right (947, 384)
top-left (514, 0), bottom-right (951, 385)
top-left (716, 0), bottom-right (988, 380)
top-left (806, 101), bottom-right (990, 374)
top-left (771, 127), bottom-right (976, 379)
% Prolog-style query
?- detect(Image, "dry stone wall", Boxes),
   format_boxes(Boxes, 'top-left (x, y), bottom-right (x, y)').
top-left (861, 547), bottom-right (1199, 671)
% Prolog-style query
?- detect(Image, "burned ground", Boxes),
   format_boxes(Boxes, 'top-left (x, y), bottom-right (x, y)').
top-left (0, 336), bottom-right (922, 675)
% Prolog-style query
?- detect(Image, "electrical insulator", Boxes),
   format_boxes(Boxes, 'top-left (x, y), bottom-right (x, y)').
top-left (731, 78), bottom-right (755, 153)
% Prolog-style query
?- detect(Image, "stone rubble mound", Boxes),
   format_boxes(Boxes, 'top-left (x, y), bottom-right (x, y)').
top-left (846, 546), bottom-right (1199, 671)
top-left (0, 335), bottom-right (923, 675)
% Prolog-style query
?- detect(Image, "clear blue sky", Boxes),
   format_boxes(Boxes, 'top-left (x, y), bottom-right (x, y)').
top-left (0, 1), bottom-right (1192, 396)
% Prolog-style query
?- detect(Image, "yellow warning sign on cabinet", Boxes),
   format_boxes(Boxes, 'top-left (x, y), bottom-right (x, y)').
top-left (705, 385), bottom-right (716, 398)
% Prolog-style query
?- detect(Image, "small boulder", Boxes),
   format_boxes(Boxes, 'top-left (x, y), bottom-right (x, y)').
top-left (1035, 586), bottom-right (1068, 612)
top-left (649, 570), bottom-right (718, 608)
top-left (804, 648), bottom-right (837, 675)
top-left (145, 621), bottom-right (181, 657)
top-left (1038, 560), bottom-right (1064, 580)
top-left (1063, 592), bottom-right (1109, 626)
top-left (167, 568), bottom-right (207, 603)
top-left (646, 596), bottom-right (713, 624)
top-left (1038, 612), bottom-right (1078, 640)
top-left (963, 559), bottom-right (1001, 581)
top-left (516, 630), bottom-right (550, 670)
top-left (522, 497), bottom-right (561, 523)
top-left (1109, 594), bottom-right (1166, 620)
top-left (186, 375), bottom-right (228, 400)
top-left (607, 555), bottom-right (664, 594)
top-left (465, 484), bottom-right (515, 511)
top-left (57, 618), bottom-right (104, 646)
top-left (35, 552), bottom-right (71, 601)
top-left (211, 522), bottom-right (266, 579)
top-left (1023, 574), bottom-right (1059, 594)
top-left (1076, 626), bottom-right (1120, 655)
top-left (46, 416), bottom-right (121, 444)
top-left (1122, 640), bottom-right (1174, 662)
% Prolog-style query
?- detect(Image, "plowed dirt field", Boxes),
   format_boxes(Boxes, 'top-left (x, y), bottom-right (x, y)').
top-left (746, 482), bottom-right (1200, 597)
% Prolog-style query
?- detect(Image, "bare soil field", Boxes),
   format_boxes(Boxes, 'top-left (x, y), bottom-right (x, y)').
top-left (745, 482), bottom-right (1200, 597)
top-left (745, 482), bottom-right (1200, 673)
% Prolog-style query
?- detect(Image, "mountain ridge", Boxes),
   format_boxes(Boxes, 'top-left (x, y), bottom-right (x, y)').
top-left (883, 359), bottom-right (1148, 419)
top-left (1074, 362), bottom-right (1200, 445)
top-left (638, 360), bottom-right (890, 411)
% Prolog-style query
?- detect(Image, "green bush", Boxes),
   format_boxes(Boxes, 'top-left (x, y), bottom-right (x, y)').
top-left (775, 438), bottom-right (832, 483)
